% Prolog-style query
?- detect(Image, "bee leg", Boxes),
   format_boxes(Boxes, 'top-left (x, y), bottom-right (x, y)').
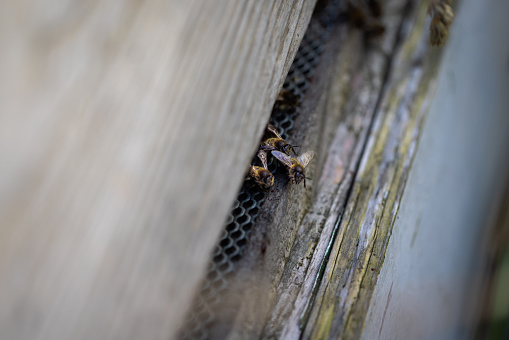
top-left (291, 146), bottom-right (300, 156)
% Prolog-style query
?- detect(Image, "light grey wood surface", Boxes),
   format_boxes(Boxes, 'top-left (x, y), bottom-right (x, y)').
top-left (362, 0), bottom-right (509, 338)
top-left (0, 1), bottom-right (317, 339)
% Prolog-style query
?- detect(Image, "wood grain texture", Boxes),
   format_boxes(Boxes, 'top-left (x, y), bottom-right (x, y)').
top-left (304, 2), bottom-right (443, 339)
top-left (0, 1), bottom-right (317, 339)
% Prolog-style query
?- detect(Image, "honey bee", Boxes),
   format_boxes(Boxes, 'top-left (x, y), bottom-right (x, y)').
top-left (260, 124), bottom-right (298, 156)
top-left (248, 150), bottom-right (274, 189)
top-left (271, 150), bottom-right (315, 188)
top-left (276, 89), bottom-right (299, 110)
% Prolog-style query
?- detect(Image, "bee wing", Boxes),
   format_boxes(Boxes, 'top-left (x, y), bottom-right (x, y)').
top-left (298, 151), bottom-right (315, 168)
top-left (267, 124), bottom-right (283, 139)
top-left (271, 150), bottom-right (293, 168)
top-left (257, 150), bottom-right (269, 169)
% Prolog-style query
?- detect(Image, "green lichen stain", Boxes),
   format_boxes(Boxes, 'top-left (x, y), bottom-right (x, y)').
top-left (309, 3), bottom-right (447, 340)
top-left (313, 303), bottom-right (336, 340)
top-left (340, 6), bottom-right (445, 340)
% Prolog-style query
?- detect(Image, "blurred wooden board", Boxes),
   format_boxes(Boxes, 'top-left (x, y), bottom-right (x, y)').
top-left (0, 1), bottom-right (317, 339)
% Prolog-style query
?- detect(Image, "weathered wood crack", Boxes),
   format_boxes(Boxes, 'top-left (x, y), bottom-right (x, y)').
top-left (299, 206), bottom-right (345, 330)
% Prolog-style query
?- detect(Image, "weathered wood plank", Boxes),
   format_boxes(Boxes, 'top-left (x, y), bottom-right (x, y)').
top-left (0, 1), bottom-right (317, 339)
top-left (305, 2), bottom-right (443, 338)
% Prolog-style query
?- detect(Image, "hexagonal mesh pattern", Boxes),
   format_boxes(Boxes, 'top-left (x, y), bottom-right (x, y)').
top-left (178, 1), bottom-right (342, 339)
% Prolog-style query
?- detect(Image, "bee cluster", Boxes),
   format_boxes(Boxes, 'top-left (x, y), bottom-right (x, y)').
top-left (248, 93), bottom-right (315, 190)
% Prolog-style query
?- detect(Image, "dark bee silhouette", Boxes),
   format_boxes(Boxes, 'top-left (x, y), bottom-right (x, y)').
top-left (345, 0), bottom-right (385, 39)
top-left (260, 124), bottom-right (298, 156)
top-left (271, 150), bottom-right (315, 188)
top-left (248, 150), bottom-right (274, 189)
top-left (276, 89), bottom-right (299, 110)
